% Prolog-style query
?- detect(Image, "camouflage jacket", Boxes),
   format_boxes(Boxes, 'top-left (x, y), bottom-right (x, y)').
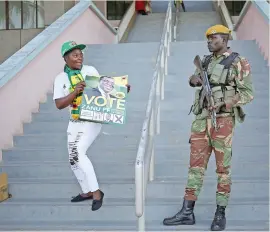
top-left (189, 51), bottom-right (254, 121)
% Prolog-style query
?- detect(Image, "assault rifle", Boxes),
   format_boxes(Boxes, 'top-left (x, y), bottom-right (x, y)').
top-left (193, 55), bottom-right (218, 131)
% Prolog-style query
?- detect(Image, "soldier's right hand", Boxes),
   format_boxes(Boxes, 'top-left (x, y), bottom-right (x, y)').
top-left (74, 81), bottom-right (86, 95)
top-left (190, 75), bottom-right (202, 86)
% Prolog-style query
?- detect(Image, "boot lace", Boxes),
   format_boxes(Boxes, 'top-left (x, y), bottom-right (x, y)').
top-left (214, 212), bottom-right (224, 222)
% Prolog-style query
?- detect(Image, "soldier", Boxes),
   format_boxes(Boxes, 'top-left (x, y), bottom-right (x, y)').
top-left (163, 25), bottom-right (254, 231)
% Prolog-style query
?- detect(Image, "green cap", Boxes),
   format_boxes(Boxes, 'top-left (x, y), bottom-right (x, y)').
top-left (61, 41), bottom-right (86, 57)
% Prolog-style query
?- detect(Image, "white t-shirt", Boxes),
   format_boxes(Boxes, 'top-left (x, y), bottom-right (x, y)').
top-left (53, 65), bottom-right (102, 132)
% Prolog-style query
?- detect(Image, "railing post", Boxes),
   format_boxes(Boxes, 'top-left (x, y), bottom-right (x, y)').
top-left (171, 7), bottom-right (173, 37)
top-left (173, 25), bottom-right (177, 42)
top-left (164, 29), bottom-right (168, 54)
top-left (138, 212), bottom-right (145, 231)
top-left (163, 32), bottom-right (168, 77)
top-left (149, 107), bottom-right (155, 181)
top-left (161, 69), bottom-right (165, 100)
top-left (156, 72), bottom-right (161, 134)
top-left (167, 17), bottom-right (170, 56)
top-left (149, 109), bottom-right (155, 137)
top-left (161, 49), bottom-right (165, 75)
top-left (156, 103), bottom-right (160, 134)
top-left (169, 6), bottom-right (172, 43)
top-left (165, 49), bottom-right (168, 76)
top-left (173, 0), bottom-right (178, 42)
top-left (135, 158), bottom-right (144, 231)
top-left (149, 147), bottom-right (155, 181)
top-left (161, 49), bottom-right (165, 100)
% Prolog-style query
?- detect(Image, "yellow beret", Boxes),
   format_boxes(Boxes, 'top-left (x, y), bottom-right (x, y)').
top-left (205, 25), bottom-right (231, 38)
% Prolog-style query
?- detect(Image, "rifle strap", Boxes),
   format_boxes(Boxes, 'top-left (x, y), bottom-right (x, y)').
top-left (219, 52), bottom-right (239, 69)
top-left (202, 52), bottom-right (239, 70)
top-left (188, 105), bottom-right (193, 115)
top-left (202, 55), bottom-right (213, 70)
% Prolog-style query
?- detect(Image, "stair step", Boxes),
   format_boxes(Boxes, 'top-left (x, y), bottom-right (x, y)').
top-left (0, 201), bottom-right (268, 224)
top-left (13, 133), bottom-right (140, 147)
top-left (2, 160), bottom-right (268, 179)
top-left (0, 220), bottom-right (137, 231)
top-left (3, 146), bottom-right (138, 162)
top-left (7, 174), bottom-right (268, 184)
top-left (22, 121), bottom-right (145, 134)
top-left (7, 181), bottom-right (268, 200)
top-left (12, 128), bottom-right (269, 148)
top-left (0, 219), bottom-right (268, 231)
top-left (22, 117), bottom-right (270, 137)
top-left (3, 161), bottom-right (136, 179)
top-left (126, 13), bottom-right (166, 43)
top-left (3, 145), bottom-right (268, 163)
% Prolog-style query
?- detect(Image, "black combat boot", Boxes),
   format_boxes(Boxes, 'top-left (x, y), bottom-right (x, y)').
top-left (211, 205), bottom-right (226, 231)
top-left (163, 199), bottom-right (196, 226)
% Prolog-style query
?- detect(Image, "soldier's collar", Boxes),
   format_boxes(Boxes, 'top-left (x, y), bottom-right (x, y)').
top-left (213, 48), bottom-right (232, 58)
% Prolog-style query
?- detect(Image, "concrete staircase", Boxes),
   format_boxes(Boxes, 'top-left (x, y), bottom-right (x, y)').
top-left (126, 1), bottom-right (168, 43)
top-left (126, 13), bottom-right (166, 43)
top-left (174, 0), bottom-right (223, 41)
top-left (1, 0), bottom-right (269, 231)
top-left (176, 11), bottom-right (223, 41)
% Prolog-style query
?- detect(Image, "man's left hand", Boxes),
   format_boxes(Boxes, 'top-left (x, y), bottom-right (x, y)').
top-left (126, 84), bottom-right (131, 93)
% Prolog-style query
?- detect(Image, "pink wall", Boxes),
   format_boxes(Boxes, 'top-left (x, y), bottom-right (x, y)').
top-left (0, 7), bottom-right (116, 153)
top-left (235, 3), bottom-right (269, 64)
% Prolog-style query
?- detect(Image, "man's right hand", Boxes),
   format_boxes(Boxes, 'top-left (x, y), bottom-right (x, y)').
top-left (74, 81), bottom-right (86, 95)
top-left (189, 75), bottom-right (202, 87)
top-left (55, 81), bottom-right (86, 110)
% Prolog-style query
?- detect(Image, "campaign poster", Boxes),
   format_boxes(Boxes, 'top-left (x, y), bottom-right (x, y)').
top-left (78, 75), bottom-right (128, 125)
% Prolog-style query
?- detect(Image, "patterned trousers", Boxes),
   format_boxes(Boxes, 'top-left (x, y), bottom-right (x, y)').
top-left (184, 116), bottom-right (235, 206)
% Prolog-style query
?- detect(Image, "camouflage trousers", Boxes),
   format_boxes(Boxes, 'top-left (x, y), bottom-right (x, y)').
top-left (184, 116), bottom-right (235, 206)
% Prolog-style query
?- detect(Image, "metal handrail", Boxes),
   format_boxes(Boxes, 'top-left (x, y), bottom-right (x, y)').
top-left (214, 0), bottom-right (237, 39)
top-left (173, 0), bottom-right (180, 41)
top-left (135, 1), bottom-right (172, 231)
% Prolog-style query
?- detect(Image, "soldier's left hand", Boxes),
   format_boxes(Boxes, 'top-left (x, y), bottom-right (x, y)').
top-left (208, 102), bottom-right (225, 112)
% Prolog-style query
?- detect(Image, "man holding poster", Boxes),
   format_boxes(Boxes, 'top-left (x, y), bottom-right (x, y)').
top-left (53, 41), bottom-right (130, 211)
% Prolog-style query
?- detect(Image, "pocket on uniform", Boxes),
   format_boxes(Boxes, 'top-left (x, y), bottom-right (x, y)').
top-left (223, 86), bottom-right (236, 113)
top-left (191, 119), bottom-right (207, 133)
top-left (224, 86), bottom-right (235, 100)
top-left (209, 64), bottom-right (225, 84)
top-left (191, 89), bottom-right (202, 115)
top-left (212, 86), bottom-right (223, 104)
top-left (219, 69), bottom-right (229, 84)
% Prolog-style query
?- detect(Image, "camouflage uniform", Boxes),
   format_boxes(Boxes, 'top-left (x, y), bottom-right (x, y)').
top-left (163, 24), bottom-right (254, 231)
top-left (185, 51), bottom-right (254, 206)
